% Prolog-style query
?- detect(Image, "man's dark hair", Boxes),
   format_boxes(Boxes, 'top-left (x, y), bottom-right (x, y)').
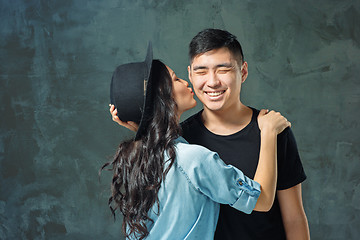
top-left (189, 28), bottom-right (244, 66)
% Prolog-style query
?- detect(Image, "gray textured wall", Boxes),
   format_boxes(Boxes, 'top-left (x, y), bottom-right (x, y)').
top-left (1, 0), bottom-right (359, 239)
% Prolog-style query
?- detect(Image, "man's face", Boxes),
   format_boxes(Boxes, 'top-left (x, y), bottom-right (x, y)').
top-left (188, 47), bottom-right (248, 113)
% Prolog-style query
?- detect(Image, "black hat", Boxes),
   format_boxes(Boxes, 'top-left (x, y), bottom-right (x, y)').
top-left (110, 42), bottom-right (154, 140)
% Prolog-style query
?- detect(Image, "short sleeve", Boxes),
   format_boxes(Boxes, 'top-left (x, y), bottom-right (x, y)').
top-left (277, 128), bottom-right (307, 190)
top-left (176, 144), bottom-right (261, 214)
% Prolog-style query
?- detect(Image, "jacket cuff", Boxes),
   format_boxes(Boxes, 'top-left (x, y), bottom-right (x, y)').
top-left (231, 179), bottom-right (261, 214)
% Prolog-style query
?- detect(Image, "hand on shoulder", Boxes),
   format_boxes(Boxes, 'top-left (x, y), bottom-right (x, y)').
top-left (257, 109), bottom-right (291, 135)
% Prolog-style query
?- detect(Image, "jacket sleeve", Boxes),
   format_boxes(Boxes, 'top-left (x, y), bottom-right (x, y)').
top-left (177, 145), bottom-right (261, 214)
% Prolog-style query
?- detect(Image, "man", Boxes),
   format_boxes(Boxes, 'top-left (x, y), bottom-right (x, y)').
top-left (110, 29), bottom-right (310, 239)
top-left (181, 28), bottom-right (310, 239)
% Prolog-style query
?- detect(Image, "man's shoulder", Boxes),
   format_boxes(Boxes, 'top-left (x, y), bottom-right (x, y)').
top-left (181, 110), bottom-right (202, 130)
top-left (248, 106), bottom-right (260, 118)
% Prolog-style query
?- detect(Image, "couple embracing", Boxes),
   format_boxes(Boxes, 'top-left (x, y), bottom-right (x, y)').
top-left (103, 29), bottom-right (309, 240)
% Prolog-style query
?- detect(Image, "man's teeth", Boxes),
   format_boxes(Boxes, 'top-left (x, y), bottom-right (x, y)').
top-left (206, 91), bottom-right (224, 97)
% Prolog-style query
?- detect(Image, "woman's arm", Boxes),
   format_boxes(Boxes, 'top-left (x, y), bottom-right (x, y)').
top-left (253, 110), bottom-right (291, 211)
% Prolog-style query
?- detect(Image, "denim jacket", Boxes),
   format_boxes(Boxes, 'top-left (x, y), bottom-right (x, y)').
top-left (129, 137), bottom-right (261, 239)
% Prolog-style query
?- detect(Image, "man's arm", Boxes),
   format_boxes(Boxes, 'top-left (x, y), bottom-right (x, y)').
top-left (277, 183), bottom-right (310, 240)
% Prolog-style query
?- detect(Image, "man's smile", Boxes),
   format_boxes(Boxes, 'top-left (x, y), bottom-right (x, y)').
top-left (204, 90), bottom-right (226, 97)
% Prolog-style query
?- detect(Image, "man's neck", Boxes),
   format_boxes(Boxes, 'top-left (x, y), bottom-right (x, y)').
top-left (201, 103), bottom-right (253, 136)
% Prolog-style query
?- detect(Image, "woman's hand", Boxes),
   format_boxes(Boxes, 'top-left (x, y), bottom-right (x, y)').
top-left (109, 104), bottom-right (139, 132)
top-left (257, 109), bottom-right (291, 135)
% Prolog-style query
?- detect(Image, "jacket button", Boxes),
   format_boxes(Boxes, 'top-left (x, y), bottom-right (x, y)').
top-left (238, 180), bottom-right (243, 186)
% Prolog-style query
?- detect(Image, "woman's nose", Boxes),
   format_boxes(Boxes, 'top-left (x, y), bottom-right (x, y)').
top-left (181, 79), bottom-right (189, 86)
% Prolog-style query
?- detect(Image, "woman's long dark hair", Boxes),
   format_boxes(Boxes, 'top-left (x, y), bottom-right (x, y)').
top-left (102, 60), bottom-right (181, 239)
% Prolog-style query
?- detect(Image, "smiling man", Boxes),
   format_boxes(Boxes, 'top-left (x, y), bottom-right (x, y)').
top-left (181, 29), bottom-right (310, 239)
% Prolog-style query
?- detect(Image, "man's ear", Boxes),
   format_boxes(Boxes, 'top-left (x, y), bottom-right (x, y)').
top-left (187, 65), bottom-right (192, 83)
top-left (241, 61), bottom-right (248, 83)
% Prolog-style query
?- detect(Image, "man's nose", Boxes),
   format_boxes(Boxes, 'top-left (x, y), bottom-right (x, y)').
top-left (207, 72), bottom-right (220, 87)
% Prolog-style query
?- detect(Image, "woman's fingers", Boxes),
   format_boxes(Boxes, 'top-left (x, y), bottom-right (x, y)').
top-left (108, 104), bottom-right (139, 132)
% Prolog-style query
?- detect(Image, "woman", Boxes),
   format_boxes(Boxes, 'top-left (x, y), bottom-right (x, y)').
top-left (103, 44), bottom-right (290, 239)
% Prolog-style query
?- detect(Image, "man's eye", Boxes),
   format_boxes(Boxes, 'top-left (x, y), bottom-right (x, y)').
top-left (218, 69), bottom-right (231, 74)
top-left (195, 71), bottom-right (206, 75)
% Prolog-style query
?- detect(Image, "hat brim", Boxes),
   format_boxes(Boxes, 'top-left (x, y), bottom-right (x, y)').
top-left (135, 42), bottom-right (153, 140)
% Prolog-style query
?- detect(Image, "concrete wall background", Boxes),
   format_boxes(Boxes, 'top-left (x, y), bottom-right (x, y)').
top-left (1, 0), bottom-right (359, 239)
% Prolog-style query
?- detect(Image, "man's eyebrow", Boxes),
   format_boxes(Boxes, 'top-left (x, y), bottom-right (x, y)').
top-left (216, 63), bottom-right (234, 68)
top-left (192, 66), bottom-right (208, 71)
top-left (192, 63), bottom-right (234, 71)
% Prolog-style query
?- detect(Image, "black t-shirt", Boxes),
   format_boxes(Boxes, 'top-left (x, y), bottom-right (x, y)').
top-left (181, 108), bottom-right (307, 240)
